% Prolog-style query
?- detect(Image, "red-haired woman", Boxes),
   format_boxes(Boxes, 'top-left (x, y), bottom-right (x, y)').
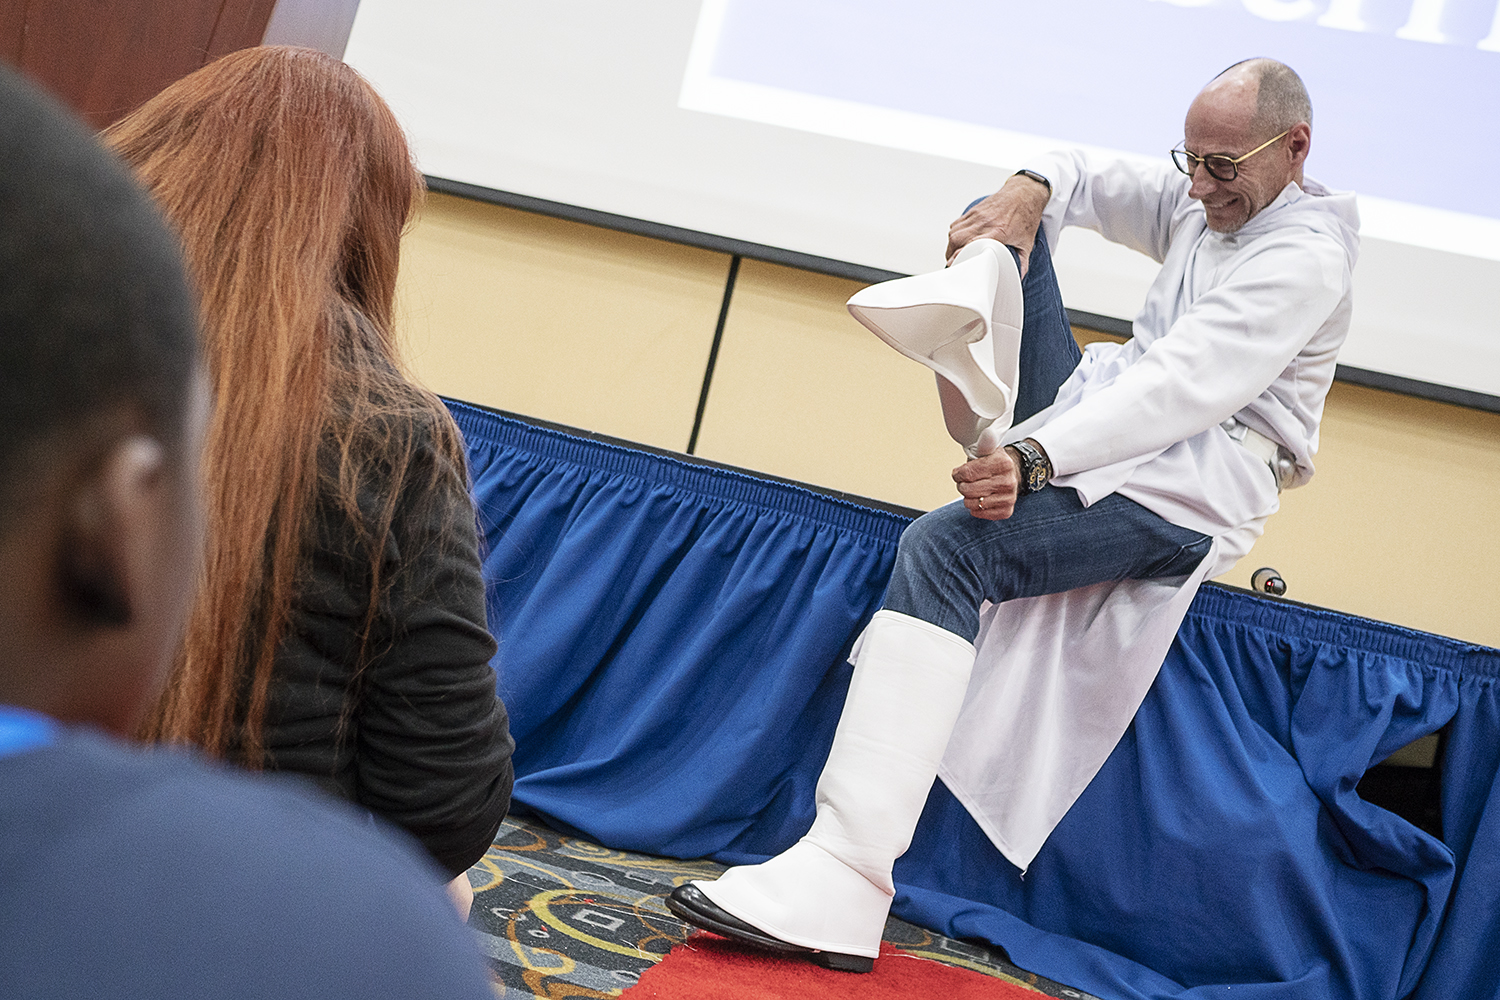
top-left (104, 46), bottom-right (513, 916)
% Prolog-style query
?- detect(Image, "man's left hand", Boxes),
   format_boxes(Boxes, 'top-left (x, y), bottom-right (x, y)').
top-left (945, 173), bottom-right (1050, 272)
top-left (953, 448), bottom-right (1021, 520)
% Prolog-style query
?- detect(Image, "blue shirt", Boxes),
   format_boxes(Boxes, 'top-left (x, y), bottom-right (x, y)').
top-left (0, 726), bottom-right (494, 999)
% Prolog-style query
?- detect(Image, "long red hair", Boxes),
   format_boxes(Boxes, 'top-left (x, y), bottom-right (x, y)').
top-left (104, 46), bottom-right (467, 762)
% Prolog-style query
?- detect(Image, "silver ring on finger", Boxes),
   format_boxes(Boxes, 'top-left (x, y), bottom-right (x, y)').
top-left (977, 495), bottom-right (986, 509)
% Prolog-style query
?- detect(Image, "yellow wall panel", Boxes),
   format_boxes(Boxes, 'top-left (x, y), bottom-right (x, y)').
top-left (395, 193), bottom-right (730, 452)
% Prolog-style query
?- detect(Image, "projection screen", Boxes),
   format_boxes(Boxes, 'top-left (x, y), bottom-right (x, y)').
top-left (344, 0), bottom-right (1500, 408)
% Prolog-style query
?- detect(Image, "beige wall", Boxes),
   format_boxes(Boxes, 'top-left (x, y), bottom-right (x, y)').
top-left (398, 192), bottom-right (1500, 648)
top-left (396, 193), bottom-right (729, 453)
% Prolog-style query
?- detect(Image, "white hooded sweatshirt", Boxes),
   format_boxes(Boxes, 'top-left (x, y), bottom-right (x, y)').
top-left (933, 151), bottom-right (1360, 872)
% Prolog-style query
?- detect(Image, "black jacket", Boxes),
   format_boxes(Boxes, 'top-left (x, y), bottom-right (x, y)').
top-left (259, 418), bottom-right (514, 877)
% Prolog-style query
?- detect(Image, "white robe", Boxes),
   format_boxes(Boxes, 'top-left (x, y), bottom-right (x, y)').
top-left (932, 152), bottom-right (1361, 872)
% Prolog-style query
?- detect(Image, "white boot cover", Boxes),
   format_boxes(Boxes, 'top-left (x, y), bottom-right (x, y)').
top-left (936, 375), bottom-right (1007, 460)
top-left (692, 840), bottom-right (892, 958)
top-left (846, 238), bottom-right (1023, 434)
top-left (694, 611), bottom-right (976, 959)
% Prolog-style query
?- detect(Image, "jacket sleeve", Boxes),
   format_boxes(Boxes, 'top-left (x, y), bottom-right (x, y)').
top-left (353, 441), bottom-right (515, 878)
top-left (1029, 230), bottom-right (1349, 478)
top-left (1023, 149), bottom-right (1187, 264)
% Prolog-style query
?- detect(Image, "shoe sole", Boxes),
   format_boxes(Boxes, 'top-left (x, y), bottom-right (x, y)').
top-left (665, 884), bottom-right (875, 974)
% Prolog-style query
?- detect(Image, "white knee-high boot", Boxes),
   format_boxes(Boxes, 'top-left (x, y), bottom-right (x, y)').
top-left (687, 610), bottom-right (976, 963)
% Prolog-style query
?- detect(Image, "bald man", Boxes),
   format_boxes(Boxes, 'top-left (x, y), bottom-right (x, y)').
top-left (671, 59), bottom-right (1359, 971)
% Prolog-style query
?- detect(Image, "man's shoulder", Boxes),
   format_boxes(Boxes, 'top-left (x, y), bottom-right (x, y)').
top-left (1167, 206), bottom-right (1354, 283)
top-left (1243, 183), bottom-right (1359, 257)
top-left (0, 728), bottom-right (494, 1000)
top-left (1227, 220), bottom-right (1356, 290)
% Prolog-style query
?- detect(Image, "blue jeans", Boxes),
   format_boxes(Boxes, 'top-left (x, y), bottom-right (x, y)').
top-left (882, 230), bottom-right (1212, 642)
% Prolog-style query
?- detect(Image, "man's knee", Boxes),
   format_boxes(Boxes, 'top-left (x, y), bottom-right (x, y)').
top-left (895, 504), bottom-right (971, 570)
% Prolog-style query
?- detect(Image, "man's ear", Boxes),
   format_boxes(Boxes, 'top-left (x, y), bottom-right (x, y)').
top-left (60, 437), bottom-right (167, 628)
top-left (1287, 122), bottom-right (1312, 168)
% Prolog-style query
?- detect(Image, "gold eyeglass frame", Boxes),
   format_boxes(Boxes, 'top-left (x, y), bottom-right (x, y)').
top-left (1171, 128), bottom-right (1292, 182)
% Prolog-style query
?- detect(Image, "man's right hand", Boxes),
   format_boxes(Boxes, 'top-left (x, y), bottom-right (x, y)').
top-left (953, 448), bottom-right (1021, 521)
top-left (945, 172), bottom-right (1052, 275)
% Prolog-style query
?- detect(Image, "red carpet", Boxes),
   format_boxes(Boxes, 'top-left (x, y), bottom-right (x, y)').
top-left (623, 933), bottom-right (1047, 999)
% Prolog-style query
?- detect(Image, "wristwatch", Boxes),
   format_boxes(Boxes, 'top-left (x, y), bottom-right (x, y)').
top-left (1012, 168), bottom-right (1053, 195)
top-left (1009, 439), bottom-right (1053, 495)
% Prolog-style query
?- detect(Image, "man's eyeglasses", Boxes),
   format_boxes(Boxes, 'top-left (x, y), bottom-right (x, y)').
top-left (1171, 128), bottom-right (1291, 182)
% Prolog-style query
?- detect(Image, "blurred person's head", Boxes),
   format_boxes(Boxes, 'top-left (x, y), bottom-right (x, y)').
top-left (0, 64), bottom-right (204, 734)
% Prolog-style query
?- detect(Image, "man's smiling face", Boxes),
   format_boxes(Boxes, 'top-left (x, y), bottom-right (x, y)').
top-left (1182, 68), bottom-right (1305, 233)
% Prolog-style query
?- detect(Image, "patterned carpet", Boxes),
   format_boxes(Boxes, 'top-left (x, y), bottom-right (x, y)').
top-left (466, 814), bottom-right (1099, 999)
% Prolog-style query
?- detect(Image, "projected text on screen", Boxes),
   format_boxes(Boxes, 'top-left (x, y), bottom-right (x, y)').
top-left (683, 0), bottom-right (1500, 260)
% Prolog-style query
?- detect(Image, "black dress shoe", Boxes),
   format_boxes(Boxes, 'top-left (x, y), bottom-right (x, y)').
top-left (665, 883), bottom-right (875, 973)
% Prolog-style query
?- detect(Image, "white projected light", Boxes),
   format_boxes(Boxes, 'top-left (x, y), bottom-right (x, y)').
top-left (683, 0), bottom-right (1500, 262)
top-left (345, 0), bottom-right (1500, 401)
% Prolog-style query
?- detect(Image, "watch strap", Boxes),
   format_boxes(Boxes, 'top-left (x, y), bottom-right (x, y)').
top-left (1013, 168), bottom-right (1053, 195)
